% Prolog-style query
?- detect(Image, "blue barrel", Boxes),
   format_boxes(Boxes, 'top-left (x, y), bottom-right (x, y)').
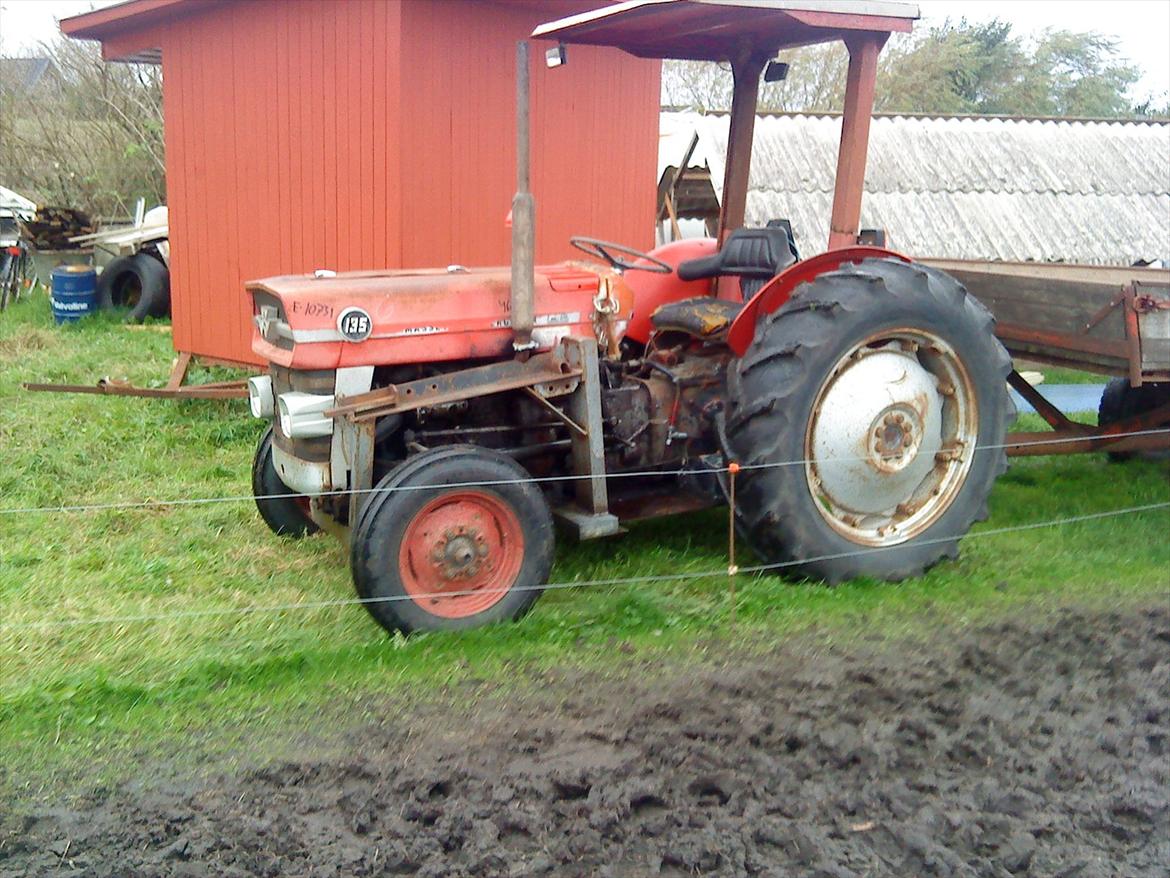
top-left (50, 264), bottom-right (98, 324)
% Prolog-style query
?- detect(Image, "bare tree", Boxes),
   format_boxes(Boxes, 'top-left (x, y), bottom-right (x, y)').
top-left (662, 22), bottom-right (1151, 119)
top-left (662, 43), bottom-right (848, 114)
top-left (0, 36), bottom-right (164, 218)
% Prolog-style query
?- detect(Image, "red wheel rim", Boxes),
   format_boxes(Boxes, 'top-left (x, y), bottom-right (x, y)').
top-left (398, 490), bottom-right (525, 619)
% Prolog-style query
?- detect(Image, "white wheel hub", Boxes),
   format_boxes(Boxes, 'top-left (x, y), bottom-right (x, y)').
top-left (805, 332), bottom-right (977, 547)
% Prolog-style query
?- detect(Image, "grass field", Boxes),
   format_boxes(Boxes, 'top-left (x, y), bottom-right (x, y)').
top-left (1, 290), bottom-right (1166, 797)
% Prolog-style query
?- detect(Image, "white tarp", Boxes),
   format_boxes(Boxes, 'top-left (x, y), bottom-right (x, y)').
top-left (0, 186), bottom-right (36, 220)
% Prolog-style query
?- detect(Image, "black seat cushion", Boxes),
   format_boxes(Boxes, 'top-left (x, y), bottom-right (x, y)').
top-left (676, 226), bottom-right (797, 300)
top-left (649, 297), bottom-right (743, 339)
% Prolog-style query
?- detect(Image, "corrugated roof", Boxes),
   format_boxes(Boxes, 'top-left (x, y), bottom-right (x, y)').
top-left (659, 111), bottom-right (1170, 265)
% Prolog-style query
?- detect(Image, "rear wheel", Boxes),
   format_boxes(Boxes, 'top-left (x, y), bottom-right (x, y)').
top-left (724, 258), bottom-right (1015, 582)
top-left (350, 446), bottom-right (554, 634)
top-left (252, 426), bottom-right (320, 538)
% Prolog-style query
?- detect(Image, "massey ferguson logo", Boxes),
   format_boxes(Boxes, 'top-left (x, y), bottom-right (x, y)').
top-left (337, 307), bottom-right (373, 342)
top-left (256, 305), bottom-right (280, 342)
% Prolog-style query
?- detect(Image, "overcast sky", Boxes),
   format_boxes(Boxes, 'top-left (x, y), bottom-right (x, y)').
top-left (1, 0), bottom-right (1168, 103)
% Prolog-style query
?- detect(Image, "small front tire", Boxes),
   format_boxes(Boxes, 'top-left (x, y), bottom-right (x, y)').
top-left (350, 446), bottom-right (554, 635)
top-left (252, 426), bottom-right (320, 538)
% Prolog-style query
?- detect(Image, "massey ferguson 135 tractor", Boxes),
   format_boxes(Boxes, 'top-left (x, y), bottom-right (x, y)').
top-left (245, 0), bottom-right (1016, 634)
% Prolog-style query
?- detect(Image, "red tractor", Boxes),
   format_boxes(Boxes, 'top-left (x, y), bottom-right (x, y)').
top-left (245, 0), bottom-right (1014, 634)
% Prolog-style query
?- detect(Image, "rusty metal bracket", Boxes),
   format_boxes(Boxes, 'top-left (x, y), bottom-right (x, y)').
top-left (327, 348), bottom-right (581, 423)
top-left (555, 335), bottom-right (622, 540)
top-left (1006, 370), bottom-right (1091, 435)
top-left (23, 377), bottom-right (249, 400)
top-left (1081, 288), bottom-right (1126, 334)
top-left (24, 349), bottom-right (251, 400)
top-left (1122, 283), bottom-right (1144, 388)
top-left (521, 386), bottom-right (587, 437)
top-left (1007, 397), bottom-right (1170, 456)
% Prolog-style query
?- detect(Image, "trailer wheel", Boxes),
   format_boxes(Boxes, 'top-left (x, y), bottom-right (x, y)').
top-left (724, 258), bottom-right (1015, 582)
top-left (1098, 378), bottom-right (1170, 462)
top-left (97, 252), bottom-right (170, 322)
top-left (351, 446), bottom-right (554, 634)
top-left (251, 426), bottom-right (320, 537)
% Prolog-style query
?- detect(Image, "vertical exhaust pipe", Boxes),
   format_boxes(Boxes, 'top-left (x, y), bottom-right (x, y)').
top-left (511, 40), bottom-right (536, 351)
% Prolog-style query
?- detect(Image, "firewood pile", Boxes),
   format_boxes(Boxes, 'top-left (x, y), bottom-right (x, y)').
top-left (18, 207), bottom-right (97, 250)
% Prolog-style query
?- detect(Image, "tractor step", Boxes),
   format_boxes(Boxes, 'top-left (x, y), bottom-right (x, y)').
top-left (554, 506), bottom-right (623, 540)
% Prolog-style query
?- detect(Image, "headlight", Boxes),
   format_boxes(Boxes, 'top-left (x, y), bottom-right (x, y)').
top-left (248, 375), bottom-right (274, 418)
top-left (277, 392), bottom-right (335, 438)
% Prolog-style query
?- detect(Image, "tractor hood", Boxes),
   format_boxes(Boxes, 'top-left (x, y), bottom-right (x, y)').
top-left (248, 264), bottom-right (626, 370)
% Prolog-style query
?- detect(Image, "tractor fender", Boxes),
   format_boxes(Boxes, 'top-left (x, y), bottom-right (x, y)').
top-left (726, 246), bottom-right (912, 356)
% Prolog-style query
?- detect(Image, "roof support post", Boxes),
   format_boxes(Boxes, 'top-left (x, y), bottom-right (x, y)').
top-left (718, 51), bottom-right (768, 243)
top-left (827, 32), bottom-right (887, 251)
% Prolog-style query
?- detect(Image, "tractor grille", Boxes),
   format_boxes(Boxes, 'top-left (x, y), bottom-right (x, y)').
top-left (270, 364), bottom-right (334, 463)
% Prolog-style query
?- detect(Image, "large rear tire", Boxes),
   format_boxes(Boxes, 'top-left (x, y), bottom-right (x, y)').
top-left (350, 446), bottom-right (554, 634)
top-left (724, 258), bottom-right (1015, 583)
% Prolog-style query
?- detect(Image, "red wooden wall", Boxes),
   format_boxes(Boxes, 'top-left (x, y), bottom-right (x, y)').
top-left (76, 0), bottom-right (661, 365)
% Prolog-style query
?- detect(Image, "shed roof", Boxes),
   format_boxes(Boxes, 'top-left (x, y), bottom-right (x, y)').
top-left (534, 0), bottom-right (917, 59)
top-left (659, 111), bottom-right (1170, 265)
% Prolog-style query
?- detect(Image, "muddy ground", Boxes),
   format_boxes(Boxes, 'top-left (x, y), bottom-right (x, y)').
top-left (2, 602), bottom-right (1167, 877)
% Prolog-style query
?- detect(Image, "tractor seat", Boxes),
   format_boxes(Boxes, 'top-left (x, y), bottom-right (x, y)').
top-left (676, 226), bottom-right (797, 300)
top-left (650, 226), bottom-right (797, 339)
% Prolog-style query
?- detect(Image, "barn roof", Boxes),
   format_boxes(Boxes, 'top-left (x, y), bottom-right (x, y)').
top-left (58, 0), bottom-right (194, 63)
top-left (659, 111), bottom-right (1170, 265)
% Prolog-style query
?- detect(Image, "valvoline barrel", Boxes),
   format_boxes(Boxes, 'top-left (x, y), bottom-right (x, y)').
top-left (50, 264), bottom-right (98, 324)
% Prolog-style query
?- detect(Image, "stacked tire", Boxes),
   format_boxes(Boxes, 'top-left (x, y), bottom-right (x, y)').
top-left (97, 251), bottom-right (170, 322)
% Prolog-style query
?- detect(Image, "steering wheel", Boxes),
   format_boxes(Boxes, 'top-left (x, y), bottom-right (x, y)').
top-left (570, 236), bottom-right (673, 274)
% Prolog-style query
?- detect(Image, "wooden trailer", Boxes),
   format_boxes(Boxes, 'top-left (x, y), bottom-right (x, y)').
top-left (921, 259), bottom-right (1170, 456)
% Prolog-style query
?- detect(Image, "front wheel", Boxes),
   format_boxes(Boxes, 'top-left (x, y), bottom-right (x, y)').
top-left (350, 446), bottom-right (554, 634)
top-left (724, 258), bottom-right (1015, 582)
top-left (252, 426), bottom-right (320, 538)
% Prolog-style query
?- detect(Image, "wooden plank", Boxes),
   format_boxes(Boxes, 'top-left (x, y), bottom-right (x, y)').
top-left (922, 259), bottom-right (1170, 378)
top-left (922, 259), bottom-right (1170, 289)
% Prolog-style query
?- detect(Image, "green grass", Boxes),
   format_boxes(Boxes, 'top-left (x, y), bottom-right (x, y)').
top-left (1, 290), bottom-right (1167, 796)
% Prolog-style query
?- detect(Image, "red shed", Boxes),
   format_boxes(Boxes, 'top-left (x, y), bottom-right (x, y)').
top-left (61, 0), bottom-right (661, 366)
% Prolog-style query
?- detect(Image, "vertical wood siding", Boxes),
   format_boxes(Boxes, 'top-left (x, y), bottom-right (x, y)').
top-left (150, 0), bottom-right (658, 365)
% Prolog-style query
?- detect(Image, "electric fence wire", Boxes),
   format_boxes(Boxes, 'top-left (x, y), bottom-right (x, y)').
top-left (2, 500), bottom-right (1165, 632)
top-left (0, 427), bottom-right (1166, 518)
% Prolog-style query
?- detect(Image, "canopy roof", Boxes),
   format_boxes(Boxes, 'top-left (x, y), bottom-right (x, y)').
top-left (532, 0), bottom-right (918, 60)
